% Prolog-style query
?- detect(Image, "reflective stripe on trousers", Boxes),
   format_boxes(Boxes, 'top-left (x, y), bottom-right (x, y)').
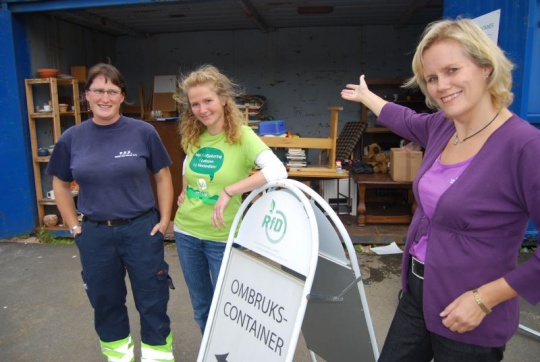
top-left (100, 335), bottom-right (134, 362)
top-left (101, 333), bottom-right (174, 362)
top-left (141, 332), bottom-right (175, 361)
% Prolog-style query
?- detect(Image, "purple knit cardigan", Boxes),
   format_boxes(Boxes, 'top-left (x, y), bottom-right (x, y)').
top-left (378, 102), bottom-right (540, 347)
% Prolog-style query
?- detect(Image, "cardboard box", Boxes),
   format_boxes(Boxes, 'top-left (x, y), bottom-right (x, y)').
top-left (390, 148), bottom-right (422, 181)
top-left (153, 92), bottom-right (176, 112)
top-left (70, 66), bottom-right (87, 83)
top-left (153, 75), bottom-right (177, 112)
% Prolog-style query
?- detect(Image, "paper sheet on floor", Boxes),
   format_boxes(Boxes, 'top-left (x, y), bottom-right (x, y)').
top-left (371, 241), bottom-right (403, 255)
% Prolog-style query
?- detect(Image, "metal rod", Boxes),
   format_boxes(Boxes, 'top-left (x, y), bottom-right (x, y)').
top-left (519, 324), bottom-right (540, 338)
top-left (306, 275), bottom-right (363, 303)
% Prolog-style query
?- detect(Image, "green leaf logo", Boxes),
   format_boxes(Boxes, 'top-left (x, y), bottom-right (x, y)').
top-left (262, 200), bottom-right (287, 244)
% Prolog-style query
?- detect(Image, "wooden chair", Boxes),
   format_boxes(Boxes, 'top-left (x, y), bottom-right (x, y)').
top-left (319, 121), bottom-right (367, 165)
top-left (260, 107), bottom-right (342, 176)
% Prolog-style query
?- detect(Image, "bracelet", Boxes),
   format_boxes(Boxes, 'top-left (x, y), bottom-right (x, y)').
top-left (472, 289), bottom-right (492, 315)
top-left (223, 187), bottom-right (233, 198)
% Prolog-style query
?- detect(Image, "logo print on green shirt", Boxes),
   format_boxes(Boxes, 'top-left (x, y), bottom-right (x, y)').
top-left (187, 147), bottom-right (224, 204)
top-left (186, 186), bottom-right (219, 204)
top-left (190, 147), bottom-right (224, 181)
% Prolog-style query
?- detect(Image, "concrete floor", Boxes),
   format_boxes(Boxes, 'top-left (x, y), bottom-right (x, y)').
top-left (164, 214), bottom-right (410, 246)
top-left (1, 234), bottom-right (539, 361)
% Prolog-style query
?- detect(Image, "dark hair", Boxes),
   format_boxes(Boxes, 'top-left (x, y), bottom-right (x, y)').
top-left (84, 63), bottom-right (127, 97)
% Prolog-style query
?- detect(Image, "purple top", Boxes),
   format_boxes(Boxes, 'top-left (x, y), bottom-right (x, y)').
top-left (410, 155), bottom-right (473, 261)
top-left (378, 102), bottom-right (540, 347)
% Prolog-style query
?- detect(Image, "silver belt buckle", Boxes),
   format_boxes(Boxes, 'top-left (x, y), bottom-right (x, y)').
top-left (411, 257), bottom-right (424, 280)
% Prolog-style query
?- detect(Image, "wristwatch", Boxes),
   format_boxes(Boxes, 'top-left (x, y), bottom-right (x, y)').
top-left (70, 225), bottom-right (81, 235)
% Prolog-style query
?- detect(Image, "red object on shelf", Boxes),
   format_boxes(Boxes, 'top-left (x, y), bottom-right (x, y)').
top-left (37, 68), bottom-right (59, 78)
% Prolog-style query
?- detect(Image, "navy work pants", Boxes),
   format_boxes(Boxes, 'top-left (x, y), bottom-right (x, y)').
top-left (75, 208), bottom-right (171, 345)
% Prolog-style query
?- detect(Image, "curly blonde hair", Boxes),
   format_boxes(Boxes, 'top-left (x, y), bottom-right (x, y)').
top-left (404, 18), bottom-right (515, 111)
top-left (174, 65), bottom-right (245, 152)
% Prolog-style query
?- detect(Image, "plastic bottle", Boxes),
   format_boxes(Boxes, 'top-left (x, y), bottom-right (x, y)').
top-left (336, 160), bottom-right (344, 174)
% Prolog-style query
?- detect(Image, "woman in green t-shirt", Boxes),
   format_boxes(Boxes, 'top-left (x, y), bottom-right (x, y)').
top-left (173, 65), bottom-right (287, 333)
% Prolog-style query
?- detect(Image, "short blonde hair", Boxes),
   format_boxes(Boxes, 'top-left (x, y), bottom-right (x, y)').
top-left (174, 65), bottom-right (244, 152)
top-left (404, 18), bottom-right (514, 110)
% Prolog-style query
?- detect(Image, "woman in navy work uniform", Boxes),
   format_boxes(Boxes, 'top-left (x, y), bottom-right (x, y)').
top-left (46, 63), bottom-right (175, 361)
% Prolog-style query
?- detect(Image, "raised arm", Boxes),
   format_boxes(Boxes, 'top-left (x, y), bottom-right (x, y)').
top-left (341, 75), bottom-right (388, 117)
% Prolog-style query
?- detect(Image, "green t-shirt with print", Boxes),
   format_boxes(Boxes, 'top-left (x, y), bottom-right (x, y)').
top-left (174, 125), bottom-right (268, 241)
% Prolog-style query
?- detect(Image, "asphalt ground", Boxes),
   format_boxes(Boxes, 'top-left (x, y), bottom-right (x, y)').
top-left (0, 240), bottom-right (538, 361)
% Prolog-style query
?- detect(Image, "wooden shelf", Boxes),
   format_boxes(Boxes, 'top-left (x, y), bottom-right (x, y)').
top-left (365, 127), bottom-right (391, 133)
top-left (39, 198), bottom-right (57, 205)
top-left (25, 77), bottom-right (82, 228)
top-left (359, 79), bottom-right (424, 159)
top-left (35, 156), bottom-right (50, 162)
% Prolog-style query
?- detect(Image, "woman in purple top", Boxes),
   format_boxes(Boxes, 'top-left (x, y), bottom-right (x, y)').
top-left (342, 19), bottom-right (540, 361)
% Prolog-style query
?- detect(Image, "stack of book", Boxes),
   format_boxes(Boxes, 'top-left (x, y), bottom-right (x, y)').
top-left (286, 148), bottom-right (307, 168)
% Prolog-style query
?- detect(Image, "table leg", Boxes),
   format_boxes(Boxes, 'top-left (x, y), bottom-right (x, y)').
top-left (336, 178), bottom-right (340, 213)
top-left (357, 184), bottom-right (367, 226)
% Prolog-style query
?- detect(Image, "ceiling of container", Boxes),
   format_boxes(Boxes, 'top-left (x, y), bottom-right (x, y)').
top-left (17, 0), bottom-right (444, 37)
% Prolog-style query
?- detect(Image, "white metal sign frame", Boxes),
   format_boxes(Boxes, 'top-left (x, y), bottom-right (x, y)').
top-left (198, 178), bottom-right (379, 361)
top-left (198, 179), bottom-right (319, 362)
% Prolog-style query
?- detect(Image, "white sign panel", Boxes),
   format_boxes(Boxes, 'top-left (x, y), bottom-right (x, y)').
top-left (153, 75), bottom-right (177, 92)
top-left (203, 250), bottom-right (304, 361)
top-left (474, 9), bottom-right (501, 44)
top-left (234, 190), bottom-right (313, 275)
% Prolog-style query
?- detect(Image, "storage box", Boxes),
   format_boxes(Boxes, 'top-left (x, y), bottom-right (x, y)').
top-left (390, 148), bottom-right (422, 181)
top-left (258, 120), bottom-right (287, 135)
top-left (153, 92), bottom-right (176, 112)
top-left (153, 75), bottom-right (177, 112)
top-left (70, 66), bottom-right (87, 83)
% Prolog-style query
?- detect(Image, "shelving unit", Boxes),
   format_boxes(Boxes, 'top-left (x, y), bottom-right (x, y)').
top-left (236, 94), bottom-right (267, 132)
top-left (355, 79), bottom-right (424, 225)
top-left (359, 79), bottom-right (428, 156)
top-left (25, 77), bottom-right (82, 231)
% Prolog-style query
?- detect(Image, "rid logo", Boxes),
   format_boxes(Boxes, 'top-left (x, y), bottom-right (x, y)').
top-left (261, 199), bottom-right (287, 244)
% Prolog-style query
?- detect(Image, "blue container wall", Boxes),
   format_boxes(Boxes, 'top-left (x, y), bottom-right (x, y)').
top-left (444, 0), bottom-right (538, 121)
top-left (524, 0), bottom-right (538, 241)
top-left (527, 2), bottom-right (540, 124)
top-left (0, 7), bottom-right (116, 239)
top-left (445, 0), bottom-right (540, 243)
top-left (0, 8), bottom-right (36, 238)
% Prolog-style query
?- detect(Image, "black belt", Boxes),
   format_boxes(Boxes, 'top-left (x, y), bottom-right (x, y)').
top-left (411, 256), bottom-right (424, 280)
top-left (83, 208), bottom-right (153, 226)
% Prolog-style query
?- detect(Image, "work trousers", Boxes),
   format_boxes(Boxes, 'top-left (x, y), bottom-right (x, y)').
top-left (75, 208), bottom-right (172, 346)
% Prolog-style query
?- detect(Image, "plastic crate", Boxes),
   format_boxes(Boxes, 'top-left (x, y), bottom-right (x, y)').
top-left (258, 120), bottom-right (287, 135)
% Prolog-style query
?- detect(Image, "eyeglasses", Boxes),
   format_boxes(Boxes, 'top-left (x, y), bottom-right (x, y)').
top-left (89, 88), bottom-right (122, 97)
